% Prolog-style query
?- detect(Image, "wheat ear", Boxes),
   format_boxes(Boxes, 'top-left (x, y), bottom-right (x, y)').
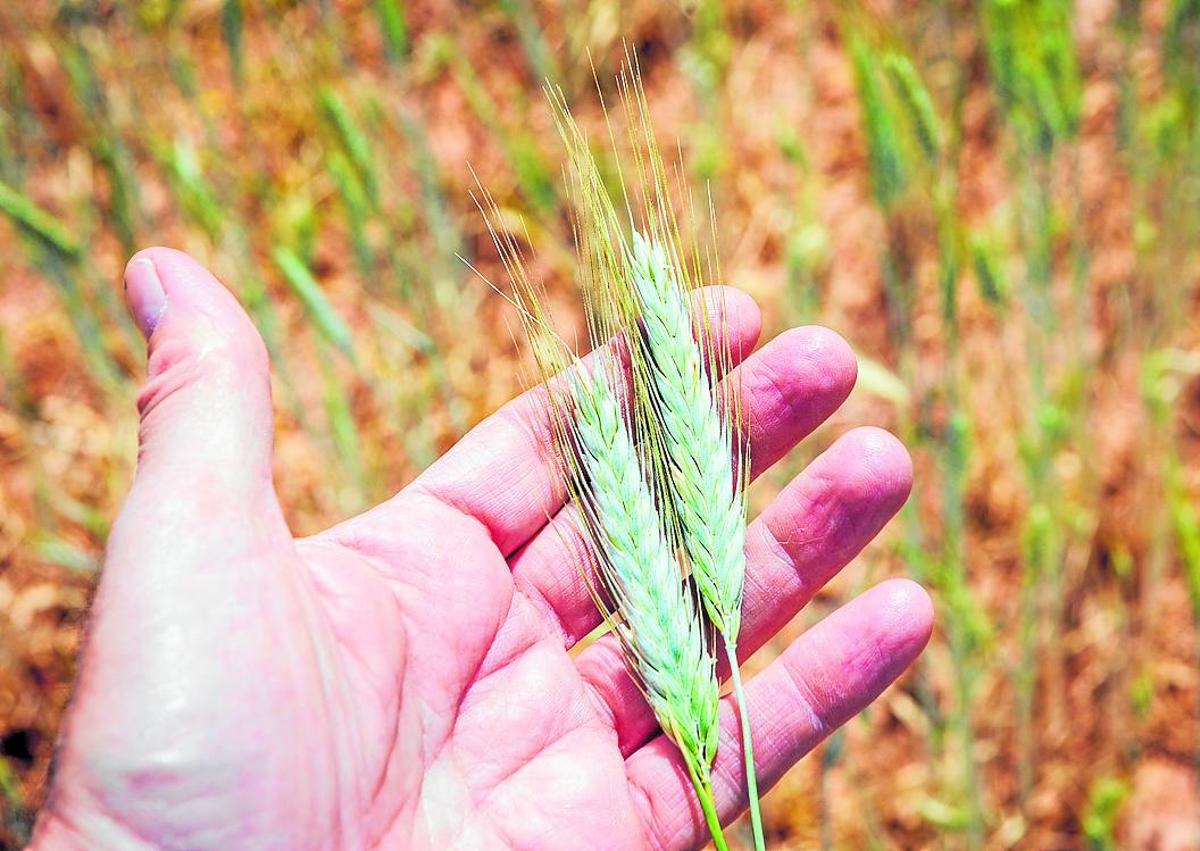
top-left (471, 181), bottom-right (728, 851)
top-left (567, 359), bottom-right (725, 850)
top-left (625, 232), bottom-right (763, 851)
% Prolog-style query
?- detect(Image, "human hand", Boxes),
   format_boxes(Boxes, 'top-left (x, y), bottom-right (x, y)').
top-left (31, 248), bottom-right (932, 850)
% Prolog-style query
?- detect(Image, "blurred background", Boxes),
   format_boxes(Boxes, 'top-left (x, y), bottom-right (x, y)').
top-left (0, 0), bottom-right (1198, 848)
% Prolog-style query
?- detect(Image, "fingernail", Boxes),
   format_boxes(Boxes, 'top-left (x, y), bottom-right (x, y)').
top-left (125, 257), bottom-right (167, 341)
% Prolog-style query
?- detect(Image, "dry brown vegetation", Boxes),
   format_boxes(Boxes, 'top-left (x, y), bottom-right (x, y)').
top-left (1, 0), bottom-right (1199, 848)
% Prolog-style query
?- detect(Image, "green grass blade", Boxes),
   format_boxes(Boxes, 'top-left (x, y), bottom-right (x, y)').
top-left (221, 0), bottom-right (245, 82)
top-left (0, 180), bottom-right (81, 259)
top-left (372, 0), bottom-right (409, 63)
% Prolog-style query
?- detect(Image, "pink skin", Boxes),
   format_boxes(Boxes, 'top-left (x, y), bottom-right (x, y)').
top-left (30, 248), bottom-right (933, 850)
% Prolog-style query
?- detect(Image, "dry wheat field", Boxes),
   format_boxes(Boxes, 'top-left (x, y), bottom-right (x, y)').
top-left (0, 0), bottom-right (1199, 848)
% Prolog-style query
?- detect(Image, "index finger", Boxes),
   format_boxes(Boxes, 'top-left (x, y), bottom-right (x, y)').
top-left (399, 286), bottom-right (762, 556)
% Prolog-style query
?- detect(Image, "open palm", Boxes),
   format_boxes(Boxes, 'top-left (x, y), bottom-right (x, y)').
top-left (32, 249), bottom-right (931, 850)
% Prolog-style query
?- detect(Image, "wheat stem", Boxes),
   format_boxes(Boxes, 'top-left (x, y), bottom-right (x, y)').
top-left (687, 762), bottom-right (730, 851)
top-left (725, 639), bottom-right (764, 851)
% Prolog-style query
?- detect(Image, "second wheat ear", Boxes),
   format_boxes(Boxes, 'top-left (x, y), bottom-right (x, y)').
top-left (625, 233), bottom-right (762, 851)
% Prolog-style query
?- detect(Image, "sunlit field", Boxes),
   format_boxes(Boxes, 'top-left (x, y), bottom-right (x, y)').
top-left (1, 1), bottom-right (1198, 847)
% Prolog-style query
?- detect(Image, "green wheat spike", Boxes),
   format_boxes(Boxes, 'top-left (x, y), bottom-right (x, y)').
top-left (850, 34), bottom-right (907, 208)
top-left (883, 52), bottom-right (942, 165)
top-left (938, 218), bottom-right (962, 325)
top-left (627, 234), bottom-right (747, 637)
top-left (221, 0), bottom-right (245, 82)
top-left (327, 149), bottom-right (373, 276)
top-left (981, 0), bottom-right (1018, 111)
top-left (372, 0), bottom-right (409, 64)
top-left (318, 88), bottom-right (379, 207)
top-left (162, 136), bottom-right (224, 239)
top-left (970, 233), bottom-right (1008, 306)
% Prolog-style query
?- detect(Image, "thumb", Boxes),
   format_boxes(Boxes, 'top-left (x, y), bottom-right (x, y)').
top-left (33, 251), bottom-right (301, 846)
top-left (124, 247), bottom-right (278, 512)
